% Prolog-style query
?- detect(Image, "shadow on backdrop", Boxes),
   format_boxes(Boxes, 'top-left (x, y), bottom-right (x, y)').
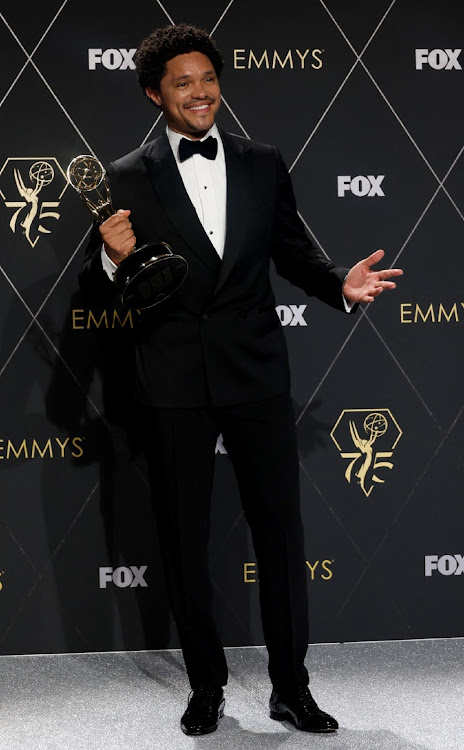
top-left (41, 288), bottom-right (173, 652)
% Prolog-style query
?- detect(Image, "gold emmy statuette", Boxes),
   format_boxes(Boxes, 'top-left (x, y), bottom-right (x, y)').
top-left (67, 154), bottom-right (188, 310)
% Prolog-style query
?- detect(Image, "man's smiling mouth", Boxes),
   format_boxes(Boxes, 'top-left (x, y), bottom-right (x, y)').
top-left (187, 103), bottom-right (212, 111)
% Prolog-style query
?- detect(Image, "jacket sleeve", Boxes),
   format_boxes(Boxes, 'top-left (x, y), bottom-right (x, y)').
top-left (271, 149), bottom-right (351, 312)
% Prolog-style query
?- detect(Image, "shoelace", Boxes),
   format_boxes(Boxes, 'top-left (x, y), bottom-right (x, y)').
top-left (296, 686), bottom-right (319, 714)
top-left (188, 688), bottom-right (221, 710)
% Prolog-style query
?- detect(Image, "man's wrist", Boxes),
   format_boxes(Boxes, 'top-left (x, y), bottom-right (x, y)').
top-left (342, 293), bottom-right (354, 313)
top-left (342, 273), bottom-right (354, 312)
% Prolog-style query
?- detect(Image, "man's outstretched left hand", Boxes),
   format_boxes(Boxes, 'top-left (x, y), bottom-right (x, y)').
top-left (343, 249), bottom-right (403, 304)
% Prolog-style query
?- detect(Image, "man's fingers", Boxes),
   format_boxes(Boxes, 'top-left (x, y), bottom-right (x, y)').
top-left (364, 248), bottom-right (385, 266)
top-left (100, 212), bottom-right (134, 243)
top-left (364, 250), bottom-right (404, 277)
top-left (99, 208), bottom-right (136, 263)
top-left (101, 221), bottom-right (133, 239)
top-left (100, 210), bottom-right (131, 230)
top-left (378, 280), bottom-right (397, 290)
top-left (379, 268), bottom-right (403, 279)
top-left (347, 250), bottom-right (403, 303)
top-left (106, 228), bottom-right (135, 245)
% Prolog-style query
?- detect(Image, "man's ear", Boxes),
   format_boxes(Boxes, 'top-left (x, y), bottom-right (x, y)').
top-left (145, 87), bottom-right (162, 106)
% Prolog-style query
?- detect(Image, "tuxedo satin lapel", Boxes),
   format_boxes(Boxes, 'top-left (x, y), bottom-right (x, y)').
top-left (214, 130), bottom-right (252, 295)
top-left (142, 134), bottom-right (221, 273)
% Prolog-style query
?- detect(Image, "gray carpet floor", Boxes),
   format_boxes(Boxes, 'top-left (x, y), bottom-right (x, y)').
top-left (1, 638), bottom-right (463, 749)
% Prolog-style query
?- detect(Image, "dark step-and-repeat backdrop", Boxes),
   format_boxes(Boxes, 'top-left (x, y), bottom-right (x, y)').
top-left (0, 0), bottom-right (462, 654)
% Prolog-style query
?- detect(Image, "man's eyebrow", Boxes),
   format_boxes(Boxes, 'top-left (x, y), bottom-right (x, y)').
top-left (172, 69), bottom-right (216, 82)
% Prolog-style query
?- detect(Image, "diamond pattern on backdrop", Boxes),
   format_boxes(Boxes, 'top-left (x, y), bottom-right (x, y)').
top-left (0, 0), bottom-right (463, 653)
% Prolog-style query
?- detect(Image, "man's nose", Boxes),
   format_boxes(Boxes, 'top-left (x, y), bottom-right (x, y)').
top-left (191, 81), bottom-right (207, 98)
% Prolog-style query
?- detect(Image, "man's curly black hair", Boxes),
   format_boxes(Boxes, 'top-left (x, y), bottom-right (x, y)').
top-left (135, 24), bottom-right (224, 96)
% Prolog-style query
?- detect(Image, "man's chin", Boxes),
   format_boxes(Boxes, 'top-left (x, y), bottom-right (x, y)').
top-left (187, 118), bottom-right (215, 135)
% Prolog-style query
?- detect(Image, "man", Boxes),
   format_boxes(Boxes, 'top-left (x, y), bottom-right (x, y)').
top-left (79, 24), bottom-right (402, 736)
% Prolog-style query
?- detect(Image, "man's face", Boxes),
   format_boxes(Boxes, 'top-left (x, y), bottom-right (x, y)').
top-left (147, 51), bottom-right (221, 139)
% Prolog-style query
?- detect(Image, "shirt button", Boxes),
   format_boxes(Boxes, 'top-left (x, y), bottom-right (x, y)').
top-left (209, 231), bottom-right (213, 235)
top-left (202, 313), bottom-right (209, 320)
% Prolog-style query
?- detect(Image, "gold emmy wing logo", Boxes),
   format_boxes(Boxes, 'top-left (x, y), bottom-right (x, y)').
top-left (0, 157), bottom-right (68, 247)
top-left (330, 409), bottom-right (402, 497)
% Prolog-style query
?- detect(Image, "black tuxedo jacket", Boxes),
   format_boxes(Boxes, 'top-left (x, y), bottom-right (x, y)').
top-left (79, 128), bottom-right (349, 408)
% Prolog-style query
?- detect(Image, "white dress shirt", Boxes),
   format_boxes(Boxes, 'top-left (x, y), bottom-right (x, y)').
top-left (101, 124), bottom-right (226, 279)
top-left (167, 123), bottom-right (227, 258)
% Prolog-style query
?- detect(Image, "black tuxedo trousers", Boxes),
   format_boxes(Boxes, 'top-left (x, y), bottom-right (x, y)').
top-left (143, 393), bottom-right (309, 691)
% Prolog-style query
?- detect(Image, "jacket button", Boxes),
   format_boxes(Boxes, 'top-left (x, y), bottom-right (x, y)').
top-left (202, 313), bottom-right (209, 320)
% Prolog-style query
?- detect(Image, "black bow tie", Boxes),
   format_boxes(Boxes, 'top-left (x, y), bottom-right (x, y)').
top-left (179, 136), bottom-right (218, 162)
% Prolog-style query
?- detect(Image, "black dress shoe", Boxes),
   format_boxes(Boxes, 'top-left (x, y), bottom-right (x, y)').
top-left (270, 686), bottom-right (338, 733)
top-left (180, 687), bottom-right (225, 735)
